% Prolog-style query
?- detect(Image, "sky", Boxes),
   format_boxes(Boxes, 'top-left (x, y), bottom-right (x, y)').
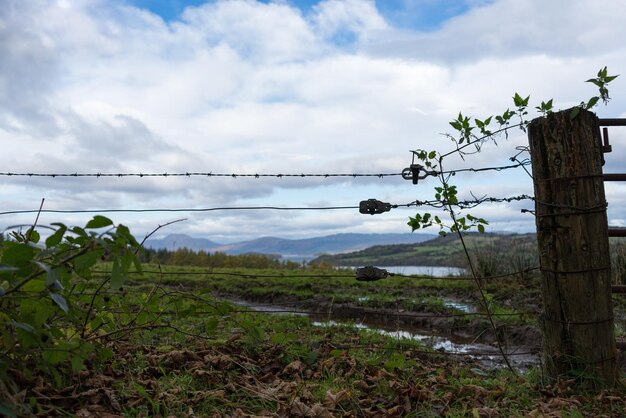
top-left (1, 0), bottom-right (626, 243)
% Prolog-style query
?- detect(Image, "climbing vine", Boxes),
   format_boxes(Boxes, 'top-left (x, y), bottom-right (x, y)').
top-left (407, 66), bottom-right (619, 236)
top-left (405, 67), bottom-right (619, 374)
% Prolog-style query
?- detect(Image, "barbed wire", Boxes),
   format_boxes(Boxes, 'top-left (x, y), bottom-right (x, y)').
top-left (0, 205), bottom-right (361, 216)
top-left (89, 266), bottom-right (539, 282)
top-left (410, 194), bottom-right (535, 210)
top-left (0, 171), bottom-right (402, 179)
top-left (8, 265), bottom-right (542, 363)
top-left (92, 305), bottom-right (536, 320)
top-left (0, 194), bottom-right (535, 217)
top-left (439, 160), bottom-right (531, 176)
top-left (0, 161), bottom-right (530, 181)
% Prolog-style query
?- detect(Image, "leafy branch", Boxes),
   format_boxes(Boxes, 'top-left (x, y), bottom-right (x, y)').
top-left (407, 66), bottom-right (619, 235)
top-left (406, 66), bottom-right (619, 376)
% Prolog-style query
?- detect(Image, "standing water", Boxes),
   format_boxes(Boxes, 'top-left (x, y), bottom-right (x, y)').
top-left (381, 266), bottom-right (466, 277)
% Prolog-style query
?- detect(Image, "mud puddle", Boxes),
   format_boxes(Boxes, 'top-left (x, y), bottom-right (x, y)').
top-left (227, 298), bottom-right (538, 370)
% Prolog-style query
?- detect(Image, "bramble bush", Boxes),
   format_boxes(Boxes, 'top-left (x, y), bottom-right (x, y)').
top-left (0, 216), bottom-right (143, 413)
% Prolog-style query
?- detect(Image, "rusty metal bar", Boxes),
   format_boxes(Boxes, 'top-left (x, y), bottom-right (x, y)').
top-left (598, 118), bottom-right (626, 126)
top-left (608, 228), bottom-right (626, 237)
top-left (612, 285), bottom-right (626, 293)
top-left (604, 173), bottom-right (626, 181)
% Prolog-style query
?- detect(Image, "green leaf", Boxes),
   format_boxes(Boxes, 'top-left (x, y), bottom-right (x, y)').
top-left (74, 249), bottom-right (105, 273)
top-left (121, 251), bottom-right (133, 272)
top-left (449, 120), bottom-right (462, 131)
top-left (585, 96), bottom-right (599, 109)
top-left (46, 225), bottom-right (67, 248)
top-left (98, 347), bottom-right (114, 362)
top-left (116, 224), bottom-right (140, 247)
top-left (570, 106), bottom-right (581, 119)
top-left (428, 151), bottom-right (437, 159)
top-left (408, 218), bottom-right (421, 231)
top-left (111, 257), bottom-right (123, 290)
top-left (71, 355), bottom-right (86, 372)
top-left (477, 224), bottom-right (485, 233)
top-left (1, 243), bottom-right (35, 268)
top-left (85, 215), bottom-right (113, 229)
top-left (129, 251), bottom-right (142, 274)
top-left (43, 347), bottom-right (71, 365)
top-left (34, 261), bottom-right (62, 288)
top-left (71, 226), bottom-right (87, 235)
top-left (26, 228), bottom-right (40, 244)
top-left (50, 292), bottom-right (69, 313)
top-left (11, 321), bottom-right (35, 334)
top-left (585, 78), bottom-right (602, 88)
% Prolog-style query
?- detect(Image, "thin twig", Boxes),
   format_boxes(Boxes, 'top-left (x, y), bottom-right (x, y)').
top-left (138, 218), bottom-right (187, 249)
top-left (25, 198), bottom-right (45, 244)
top-left (438, 159), bottom-right (518, 376)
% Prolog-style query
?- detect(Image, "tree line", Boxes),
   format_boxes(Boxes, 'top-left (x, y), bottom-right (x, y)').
top-left (139, 247), bottom-right (304, 269)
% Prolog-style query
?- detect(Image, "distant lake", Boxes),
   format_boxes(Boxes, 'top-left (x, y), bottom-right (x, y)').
top-left (385, 266), bottom-right (466, 277)
top-left (343, 265), bottom-right (466, 277)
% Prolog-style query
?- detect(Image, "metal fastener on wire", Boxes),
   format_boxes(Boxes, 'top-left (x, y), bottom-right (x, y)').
top-left (359, 199), bottom-right (392, 215)
top-left (401, 164), bottom-right (438, 184)
top-left (355, 266), bottom-right (392, 281)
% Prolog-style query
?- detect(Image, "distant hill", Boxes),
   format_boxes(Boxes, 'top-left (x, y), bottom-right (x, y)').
top-left (145, 232), bottom-right (435, 258)
top-left (209, 233), bottom-right (435, 257)
top-left (144, 233), bottom-right (221, 252)
top-left (311, 233), bottom-right (537, 267)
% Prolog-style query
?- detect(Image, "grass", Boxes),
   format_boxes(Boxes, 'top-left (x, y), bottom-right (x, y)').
top-left (3, 263), bottom-right (625, 417)
top-left (83, 313), bottom-right (620, 417)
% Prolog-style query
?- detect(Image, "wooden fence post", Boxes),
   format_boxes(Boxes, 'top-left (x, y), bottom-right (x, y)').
top-left (528, 108), bottom-right (618, 387)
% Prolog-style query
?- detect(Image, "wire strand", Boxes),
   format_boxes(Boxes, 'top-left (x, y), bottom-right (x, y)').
top-left (0, 195), bottom-right (535, 217)
top-left (0, 171), bottom-right (402, 179)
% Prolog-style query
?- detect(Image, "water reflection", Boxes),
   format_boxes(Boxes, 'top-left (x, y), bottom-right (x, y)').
top-left (382, 266), bottom-right (466, 277)
top-left (312, 320), bottom-right (537, 370)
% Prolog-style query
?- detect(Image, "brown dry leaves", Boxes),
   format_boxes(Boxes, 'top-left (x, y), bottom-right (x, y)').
top-left (5, 339), bottom-right (625, 417)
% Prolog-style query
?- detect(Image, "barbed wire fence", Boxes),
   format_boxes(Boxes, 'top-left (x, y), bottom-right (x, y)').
top-left (1, 122), bottom-right (624, 377)
top-left (0, 148), bottom-right (539, 376)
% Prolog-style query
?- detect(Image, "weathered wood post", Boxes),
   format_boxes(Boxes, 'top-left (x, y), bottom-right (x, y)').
top-left (528, 108), bottom-right (618, 386)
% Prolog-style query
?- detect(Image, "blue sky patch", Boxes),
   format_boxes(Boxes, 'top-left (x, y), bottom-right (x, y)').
top-left (125, 0), bottom-right (479, 31)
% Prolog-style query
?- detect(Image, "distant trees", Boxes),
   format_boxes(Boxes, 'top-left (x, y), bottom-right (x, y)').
top-left (139, 247), bottom-right (302, 269)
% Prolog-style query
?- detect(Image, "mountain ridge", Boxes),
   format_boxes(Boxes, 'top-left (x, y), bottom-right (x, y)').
top-left (144, 232), bottom-right (436, 258)
top-left (310, 232), bottom-right (537, 267)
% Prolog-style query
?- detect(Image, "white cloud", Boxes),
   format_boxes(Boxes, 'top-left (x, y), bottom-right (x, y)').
top-left (312, 0), bottom-right (387, 42)
top-left (179, 0), bottom-right (320, 62)
top-left (364, 0), bottom-right (626, 61)
top-left (1, 0), bottom-right (625, 241)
